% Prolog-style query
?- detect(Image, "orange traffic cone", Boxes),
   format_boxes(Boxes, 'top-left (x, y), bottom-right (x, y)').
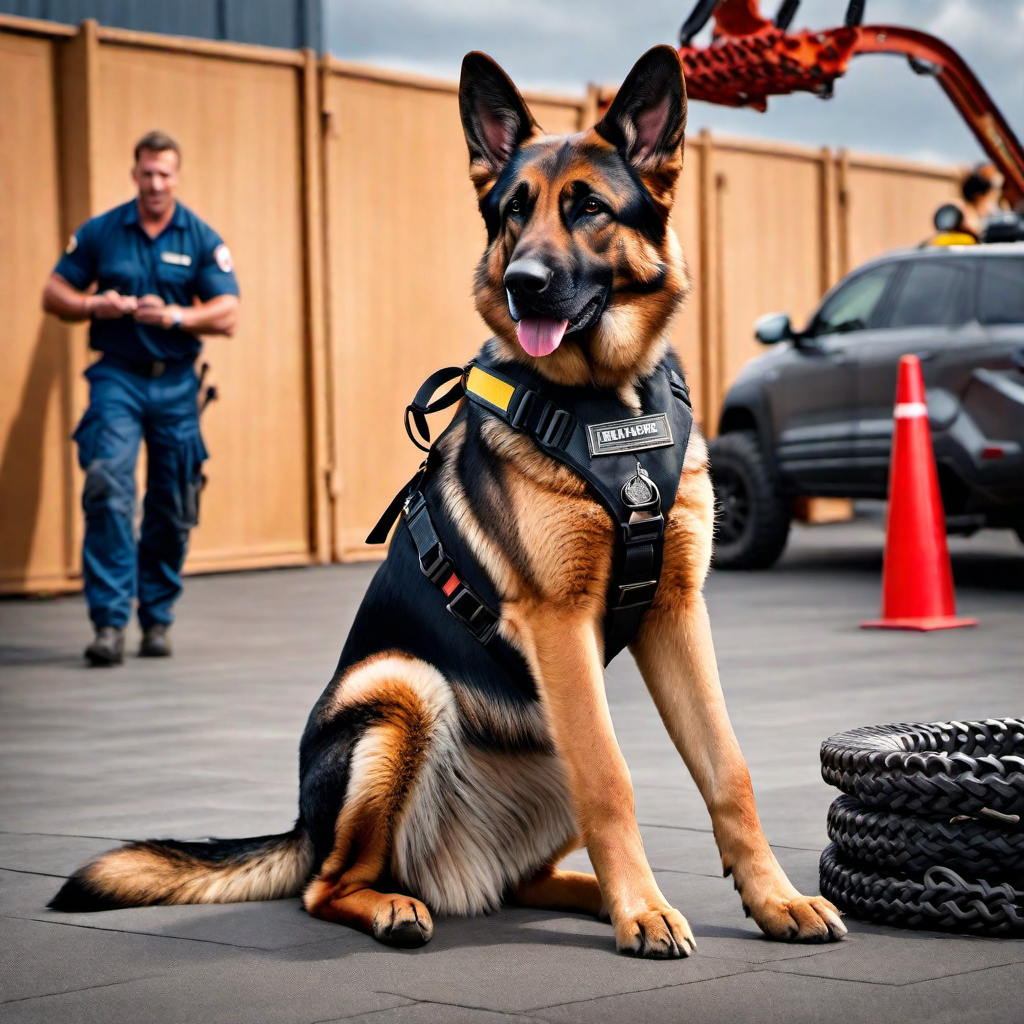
top-left (861, 354), bottom-right (977, 631)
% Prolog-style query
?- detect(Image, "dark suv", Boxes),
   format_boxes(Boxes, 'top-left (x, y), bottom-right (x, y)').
top-left (709, 242), bottom-right (1024, 568)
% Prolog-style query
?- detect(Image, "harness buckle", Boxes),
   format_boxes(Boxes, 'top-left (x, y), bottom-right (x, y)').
top-left (614, 579), bottom-right (659, 609)
top-left (623, 512), bottom-right (664, 544)
top-left (508, 389), bottom-right (539, 432)
top-left (403, 493), bottom-right (452, 584)
top-left (508, 390), bottom-right (574, 449)
top-left (420, 546), bottom-right (452, 585)
top-left (447, 584), bottom-right (499, 643)
top-left (669, 369), bottom-right (691, 407)
top-left (539, 407), bottom-right (573, 448)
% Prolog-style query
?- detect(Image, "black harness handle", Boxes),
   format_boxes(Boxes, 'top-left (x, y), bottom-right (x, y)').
top-left (404, 366), bottom-right (466, 452)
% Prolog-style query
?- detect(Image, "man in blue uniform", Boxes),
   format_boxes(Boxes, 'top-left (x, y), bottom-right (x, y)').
top-left (42, 131), bottom-right (240, 666)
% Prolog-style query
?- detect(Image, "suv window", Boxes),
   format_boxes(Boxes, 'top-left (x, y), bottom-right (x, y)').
top-left (883, 260), bottom-right (972, 328)
top-left (979, 258), bottom-right (1024, 325)
top-left (808, 265), bottom-right (894, 337)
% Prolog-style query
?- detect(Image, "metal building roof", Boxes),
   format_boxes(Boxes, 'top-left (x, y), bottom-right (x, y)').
top-left (1, 0), bottom-right (322, 51)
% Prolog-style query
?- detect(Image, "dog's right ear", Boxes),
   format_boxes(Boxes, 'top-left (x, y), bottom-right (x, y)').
top-left (459, 52), bottom-right (539, 191)
top-left (595, 46), bottom-right (686, 199)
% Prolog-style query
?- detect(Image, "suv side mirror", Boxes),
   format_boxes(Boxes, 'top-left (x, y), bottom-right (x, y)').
top-left (754, 312), bottom-right (795, 345)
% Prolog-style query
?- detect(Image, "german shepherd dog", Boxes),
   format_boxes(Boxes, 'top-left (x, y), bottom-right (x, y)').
top-left (51, 46), bottom-right (845, 958)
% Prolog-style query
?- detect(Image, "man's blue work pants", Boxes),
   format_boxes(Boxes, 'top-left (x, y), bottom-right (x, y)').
top-left (73, 357), bottom-right (208, 630)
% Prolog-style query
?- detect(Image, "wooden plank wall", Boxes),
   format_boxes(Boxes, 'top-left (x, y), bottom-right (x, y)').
top-left (0, 27), bottom-right (74, 593)
top-left (0, 14), bottom-right (962, 591)
top-left (840, 152), bottom-right (963, 272)
top-left (92, 34), bottom-right (314, 574)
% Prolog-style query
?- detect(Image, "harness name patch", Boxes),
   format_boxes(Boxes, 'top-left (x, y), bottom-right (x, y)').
top-left (587, 413), bottom-right (673, 457)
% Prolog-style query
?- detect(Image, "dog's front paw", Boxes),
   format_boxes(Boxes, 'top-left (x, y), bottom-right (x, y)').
top-left (748, 893), bottom-right (846, 943)
top-left (615, 907), bottom-right (696, 959)
top-left (373, 896), bottom-right (434, 948)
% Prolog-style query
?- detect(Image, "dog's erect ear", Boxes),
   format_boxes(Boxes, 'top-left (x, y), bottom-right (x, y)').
top-left (596, 46), bottom-right (687, 176)
top-left (459, 52), bottom-right (539, 183)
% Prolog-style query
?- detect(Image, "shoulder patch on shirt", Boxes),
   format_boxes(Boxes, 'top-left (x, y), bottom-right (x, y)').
top-left (65, 235), bottom-right (78, 254)
top-left (214, 244), bottom-right (233, 273)
top-left (161, 251), bottom-right (193, 267)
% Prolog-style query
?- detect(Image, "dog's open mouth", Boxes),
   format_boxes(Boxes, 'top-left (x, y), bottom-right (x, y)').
top-left (513, 296), bottom-right (604, 358)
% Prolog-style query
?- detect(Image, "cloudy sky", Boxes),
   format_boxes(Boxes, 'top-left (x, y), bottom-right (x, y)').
top-left (326, 0), bottom-right (1023, 165)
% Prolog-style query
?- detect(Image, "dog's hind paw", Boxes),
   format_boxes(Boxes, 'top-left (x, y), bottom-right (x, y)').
top-left (752, 893), bottom-right (847, 943)
top-left (616, 907), bottom-right (696, 959)
top-left (373, 896), bottom-right (434, 948)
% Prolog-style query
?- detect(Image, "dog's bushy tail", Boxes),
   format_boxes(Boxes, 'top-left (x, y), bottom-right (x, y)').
top-left (48, 824), bottom-right (313, 912)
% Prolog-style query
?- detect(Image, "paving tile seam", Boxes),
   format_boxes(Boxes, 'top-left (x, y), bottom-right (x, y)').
top-left (305, 996), bottom-right (419, 1024)
top-left (895, 958), bottom-right (1024, 989)
top-left (0, 829), bottom-right (130, 842)
top-left (518, 965), bottom-right (763, 1013)
top-left (648, 865), bottom-right (725, 879)
top-left (692, 943), bottom-right (847, 967)
top-left (860, 954), bottom-right (1024, 990)
top-left (5, 913), bottom-right (268, 950)
top-left (0, 973), bottom-right (167, 1007)
top-left (636, 821), bottom-right (715, 835)
top-left (765, 953), bottom-right (1024, 989)
top-left (362, 993), bottom-right (549, 1024)
top-left (0, 866), bottom-right (66, 879)
top-left (761, 964), bottom-right (920, 989)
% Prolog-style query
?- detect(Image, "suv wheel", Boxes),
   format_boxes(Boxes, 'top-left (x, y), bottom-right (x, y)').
top-left (708, 431), bottom-right (791, 570)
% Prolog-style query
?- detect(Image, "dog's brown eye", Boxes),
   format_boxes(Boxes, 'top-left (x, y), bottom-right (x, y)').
top-left (509, 198), bottom-right (522, 214)
top-left (582, 198), bottom-right (602, 215)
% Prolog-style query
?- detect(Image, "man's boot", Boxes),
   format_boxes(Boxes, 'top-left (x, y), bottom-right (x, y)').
top-left (139, 623), bottom-right (172, 658)
top-left (85, 626), bottom-right (125, 667)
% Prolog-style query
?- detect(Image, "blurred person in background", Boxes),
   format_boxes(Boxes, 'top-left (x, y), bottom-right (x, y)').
top-left (960, 162), bottom-right (1005, 236)
top-left (42, 131), bottom-right (240, 666)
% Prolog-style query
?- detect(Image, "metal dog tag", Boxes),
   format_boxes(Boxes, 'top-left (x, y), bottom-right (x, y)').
top-left (621, 462), bottom-right (661, 513)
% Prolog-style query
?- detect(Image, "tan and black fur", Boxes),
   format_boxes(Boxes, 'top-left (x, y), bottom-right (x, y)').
top-left (50, 46), bottom-right (846, 957)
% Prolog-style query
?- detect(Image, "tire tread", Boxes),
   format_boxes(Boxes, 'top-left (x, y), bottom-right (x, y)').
top-left (709, 431), bottom-right (790, 570)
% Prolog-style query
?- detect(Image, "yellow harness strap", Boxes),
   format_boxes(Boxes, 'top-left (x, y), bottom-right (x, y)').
top-left (464, 365), bottom-right (516, 414)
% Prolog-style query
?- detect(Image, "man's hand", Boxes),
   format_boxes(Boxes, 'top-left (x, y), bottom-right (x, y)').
top-left (90, 290), bottom-right (139, 319)
top-left (134, 294), bottom-right (184, 329)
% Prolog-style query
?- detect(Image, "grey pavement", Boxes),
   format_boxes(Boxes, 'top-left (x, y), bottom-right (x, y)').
top-left (2, 514), bottom-right (1023, 1023)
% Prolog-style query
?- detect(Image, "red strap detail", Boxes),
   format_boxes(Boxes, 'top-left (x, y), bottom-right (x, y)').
top-left (442, 573), bottom-right (459, 596)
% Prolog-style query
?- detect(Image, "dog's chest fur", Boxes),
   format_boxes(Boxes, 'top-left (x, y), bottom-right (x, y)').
top-left (456, 417), bottom-right (614, 609)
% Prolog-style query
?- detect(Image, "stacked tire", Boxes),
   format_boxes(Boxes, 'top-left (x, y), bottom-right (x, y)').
top-left (819, 718), bottom-right (1024, 935)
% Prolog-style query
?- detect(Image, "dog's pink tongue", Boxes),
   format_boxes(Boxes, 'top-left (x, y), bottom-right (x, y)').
top-left (517, 317), bottom-right (568, 357)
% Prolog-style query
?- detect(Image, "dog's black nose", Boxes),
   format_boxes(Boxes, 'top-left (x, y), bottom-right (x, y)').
top-left (504, 258), bottom-right (551, 295)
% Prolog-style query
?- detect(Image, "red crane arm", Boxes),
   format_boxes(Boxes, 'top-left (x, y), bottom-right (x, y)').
top-left (669, 2), bottom-right (1024, 207)
top-left (851, 26), bottom-right (1024, 207)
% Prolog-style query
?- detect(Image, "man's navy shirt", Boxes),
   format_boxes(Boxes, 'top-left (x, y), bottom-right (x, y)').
top-left (54, 200), bottom-right (240, 363)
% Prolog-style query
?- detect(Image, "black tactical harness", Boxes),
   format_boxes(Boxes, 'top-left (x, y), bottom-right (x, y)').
top-left (368, 342), bottom-right (693, 665)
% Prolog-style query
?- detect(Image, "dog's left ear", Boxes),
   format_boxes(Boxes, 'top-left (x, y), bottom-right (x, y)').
top-left (596, 46), bottom-right (687, 181)
top-left (460, 52), bottom-right (539, 189)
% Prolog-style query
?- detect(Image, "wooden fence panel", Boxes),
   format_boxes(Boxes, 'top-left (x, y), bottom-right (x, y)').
top-left (0, 31), bottom-right (71, 592)
top-left (712, 142), bottom-right (828, 416)
top-left (666, 135), bottom-right (705, 428)
top-left (842, 154), bottom-right (960, 271)
top-left (91, 42), bottom-right (313, 572)
top-left (322, 64), bottom-right (583, 559)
